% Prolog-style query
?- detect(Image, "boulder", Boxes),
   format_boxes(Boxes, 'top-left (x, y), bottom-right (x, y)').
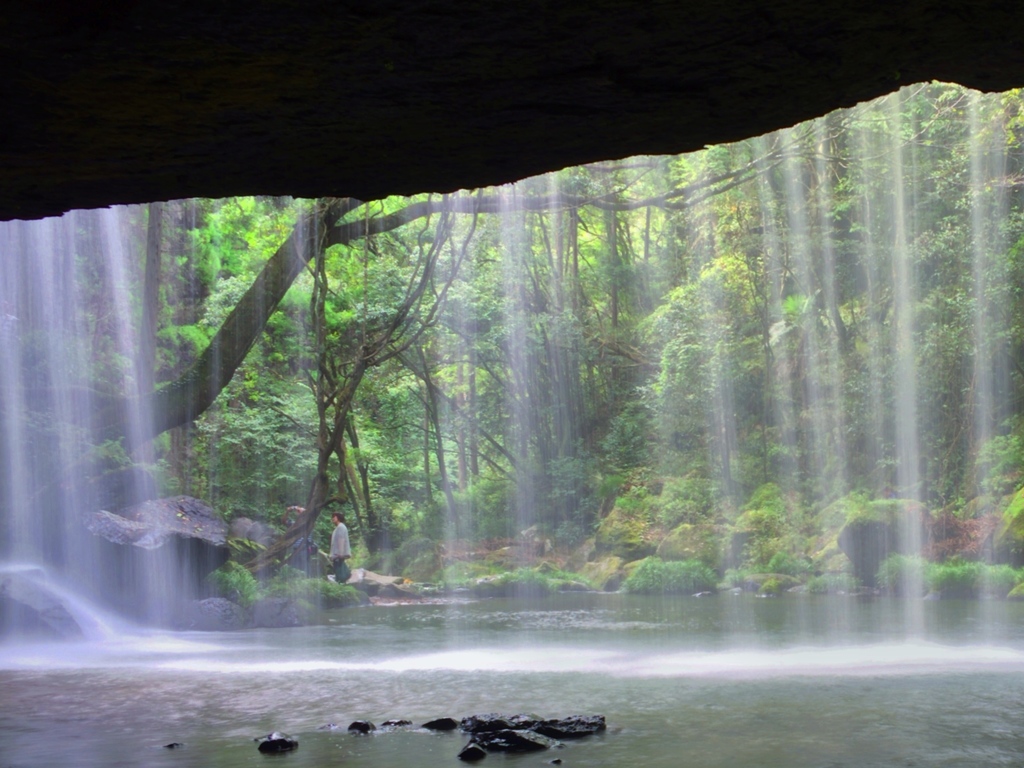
top-left (179, 598), bottom-right (248, 631)
top-left (580, 556), bottom-right (625, 592)
top-left (0, 569), bottom-right (84, 639)
top-left (257, 733), bottom-right (298, 753)
top-left (457, 743), bottom-right (487, 761)
top-left (83, 496), bottom-right (230, 621)
top-left (422, 717), bottom-right (460, 731)
top-left (461, 714), bottom-right (542, 733)
top-left (228, 517), bottom-right (276, 546)
top-left (251, 597), bottom-right (303, 628)
top-left (470, 729), bottom-right (560, 753)
top-left (348, 720), bottom-right (376, 734)
top-left (594, 505), bottom-right (655, 561)
top-left (533, 715), bottom-right (606, 739)
top-left (837, 499), bottom-right (930, 587)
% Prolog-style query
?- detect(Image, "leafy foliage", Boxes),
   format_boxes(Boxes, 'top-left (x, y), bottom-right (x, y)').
top-left (622, 557), bottom-right (717, 594)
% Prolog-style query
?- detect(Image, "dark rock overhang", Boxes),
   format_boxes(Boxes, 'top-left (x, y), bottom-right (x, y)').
top-left (2, 1), bottom-right (1023, 221)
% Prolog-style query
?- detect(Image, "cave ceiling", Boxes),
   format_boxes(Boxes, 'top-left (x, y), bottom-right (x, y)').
top-left (2, 1), bottom-right (1023, 221)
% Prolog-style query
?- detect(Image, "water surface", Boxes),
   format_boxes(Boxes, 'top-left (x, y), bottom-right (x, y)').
top-left (4, 593), bottom-right (1024, 767)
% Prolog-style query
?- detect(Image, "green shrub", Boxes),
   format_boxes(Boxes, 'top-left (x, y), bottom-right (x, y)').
top-left (207, 561), bottom-right (260, 607)
top-left (806, 573), bottom-right (860, 594)
top-left (759, 576), bottom-right (783, 595)
top-left (767, 551), bottom-right (810, 577)
top-left (926, 558), bottom-right (984, 598)
top-left (981, 563), bottom-right (1023, 599)
top-left (876, 554), bottom-right (927, 596)
top-left (622, 557), bottom-right (717, 595)
top-left (976, 433), bottom-right (1024, 496)
top-left (655, 475), bottom-right (714, 527)
top-left (265, 566), bottom-right (361, 607)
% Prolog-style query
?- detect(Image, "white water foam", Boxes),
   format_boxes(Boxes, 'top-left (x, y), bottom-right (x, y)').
top-left (139, 642), bottom-right (1024, 679)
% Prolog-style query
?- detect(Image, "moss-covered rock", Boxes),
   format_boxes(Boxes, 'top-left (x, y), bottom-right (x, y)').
top-left (837, 498), bottom-right (928, 587)
top-left (1007, 583), bottom-right (1024, 601)
top-left (656, 523), bottom-right (721, 569)
top-left (595, 504), bottom-right (655, 561)
top-left (998, 487), bottom-right (1024, 563)
top-left (745, 573), bottom-right (801, 593)
top-left (580, 556), bottom-right (625, 592)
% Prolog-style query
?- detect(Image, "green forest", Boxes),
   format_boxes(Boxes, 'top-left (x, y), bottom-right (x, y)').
top-left (23, 82), bottom-right (1024, 599)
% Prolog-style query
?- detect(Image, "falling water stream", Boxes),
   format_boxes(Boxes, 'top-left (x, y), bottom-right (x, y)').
top-left (4, 85), bottom-right (1024, 766)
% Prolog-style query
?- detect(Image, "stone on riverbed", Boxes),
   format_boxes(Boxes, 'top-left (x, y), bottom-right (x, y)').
top-left (469, 729), bottom-right (561, 753)
top-left (457, 742), bottom-right (488, 761)
top-left (256, 733), bottom-right (298, 753)
top-left (348, 720), bottom-right (376, 734)
top-left (534, 715), bottom-right (606, 739)
top-left (422, 717), bottom-right (460, 731)
top-left (460, 713), bottom-right (542, 733)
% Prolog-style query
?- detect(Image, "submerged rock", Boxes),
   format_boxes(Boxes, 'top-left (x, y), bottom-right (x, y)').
top-left (348, 720), bottom-right (376, 734)
top-left (457, 742), bottom-right (487, 761)
top-left (533, 715), bottom-right (606, 739)
top-left (470, 729), bottom-right (560, 753)
top-left (381, 719), bottom-right (412, 728)
top-left (460, 714), bottom-right (542, 734)
top-left (257, 733), bottom-right (298, 753)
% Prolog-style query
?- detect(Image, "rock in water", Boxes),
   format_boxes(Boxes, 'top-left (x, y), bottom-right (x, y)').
top-left (348, 720), bottom-right (376, 734)
top-left (457, 742), bottom-right (488, 761)
top-left (470, 729), bottom-right (560, 753)
top-left (257, 733), bottom-right (298, 753)
top-left (533, 715), bottom-right (606, 739)
top-left (460, 713), bottom-right (541, 733)
top-left (422, 717), bottom-right (460, 731)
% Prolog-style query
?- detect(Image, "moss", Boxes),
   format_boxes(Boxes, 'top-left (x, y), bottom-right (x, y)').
top-left (580, 556), bottom-right (625, 592)
top-left (472, 568), bottom-right (554, 598)
top-left (655, 523), bottom-right (721, 569)
top-left (1008, 583), bottom-right (1024, 601)
top-left (999, 486), bottom-right (1024, 552)
top-left (595, 503), bottom-right (655, 561)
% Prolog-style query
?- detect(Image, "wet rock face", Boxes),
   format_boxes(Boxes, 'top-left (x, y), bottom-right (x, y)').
top-left (179, 597), bottom-right (248, 631)
top-left (3, 2), bottom-right (1023, 221)
top-left (0, 570), bottom-right (84, 639)
top-left (83, 496), bottom-right (230, 620)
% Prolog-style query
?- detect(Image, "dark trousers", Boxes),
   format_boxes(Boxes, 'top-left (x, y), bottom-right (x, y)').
top-left (333, 558), bottom-right (351, 584)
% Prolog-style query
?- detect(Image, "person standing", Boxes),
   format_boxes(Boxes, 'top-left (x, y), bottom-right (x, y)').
top-left (330, 512), bottom-right (352, 583)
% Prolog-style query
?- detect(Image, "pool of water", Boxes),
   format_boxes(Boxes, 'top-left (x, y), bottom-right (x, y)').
top-left (4, 593), bottom-right (1024, 767)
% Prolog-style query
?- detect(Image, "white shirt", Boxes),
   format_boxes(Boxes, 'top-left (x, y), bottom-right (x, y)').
top-left (330, 522), bottom-right (351, 559)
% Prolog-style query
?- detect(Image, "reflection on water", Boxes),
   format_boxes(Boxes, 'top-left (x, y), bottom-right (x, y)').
top-left (4, 594), bottom-right (1024, 767)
